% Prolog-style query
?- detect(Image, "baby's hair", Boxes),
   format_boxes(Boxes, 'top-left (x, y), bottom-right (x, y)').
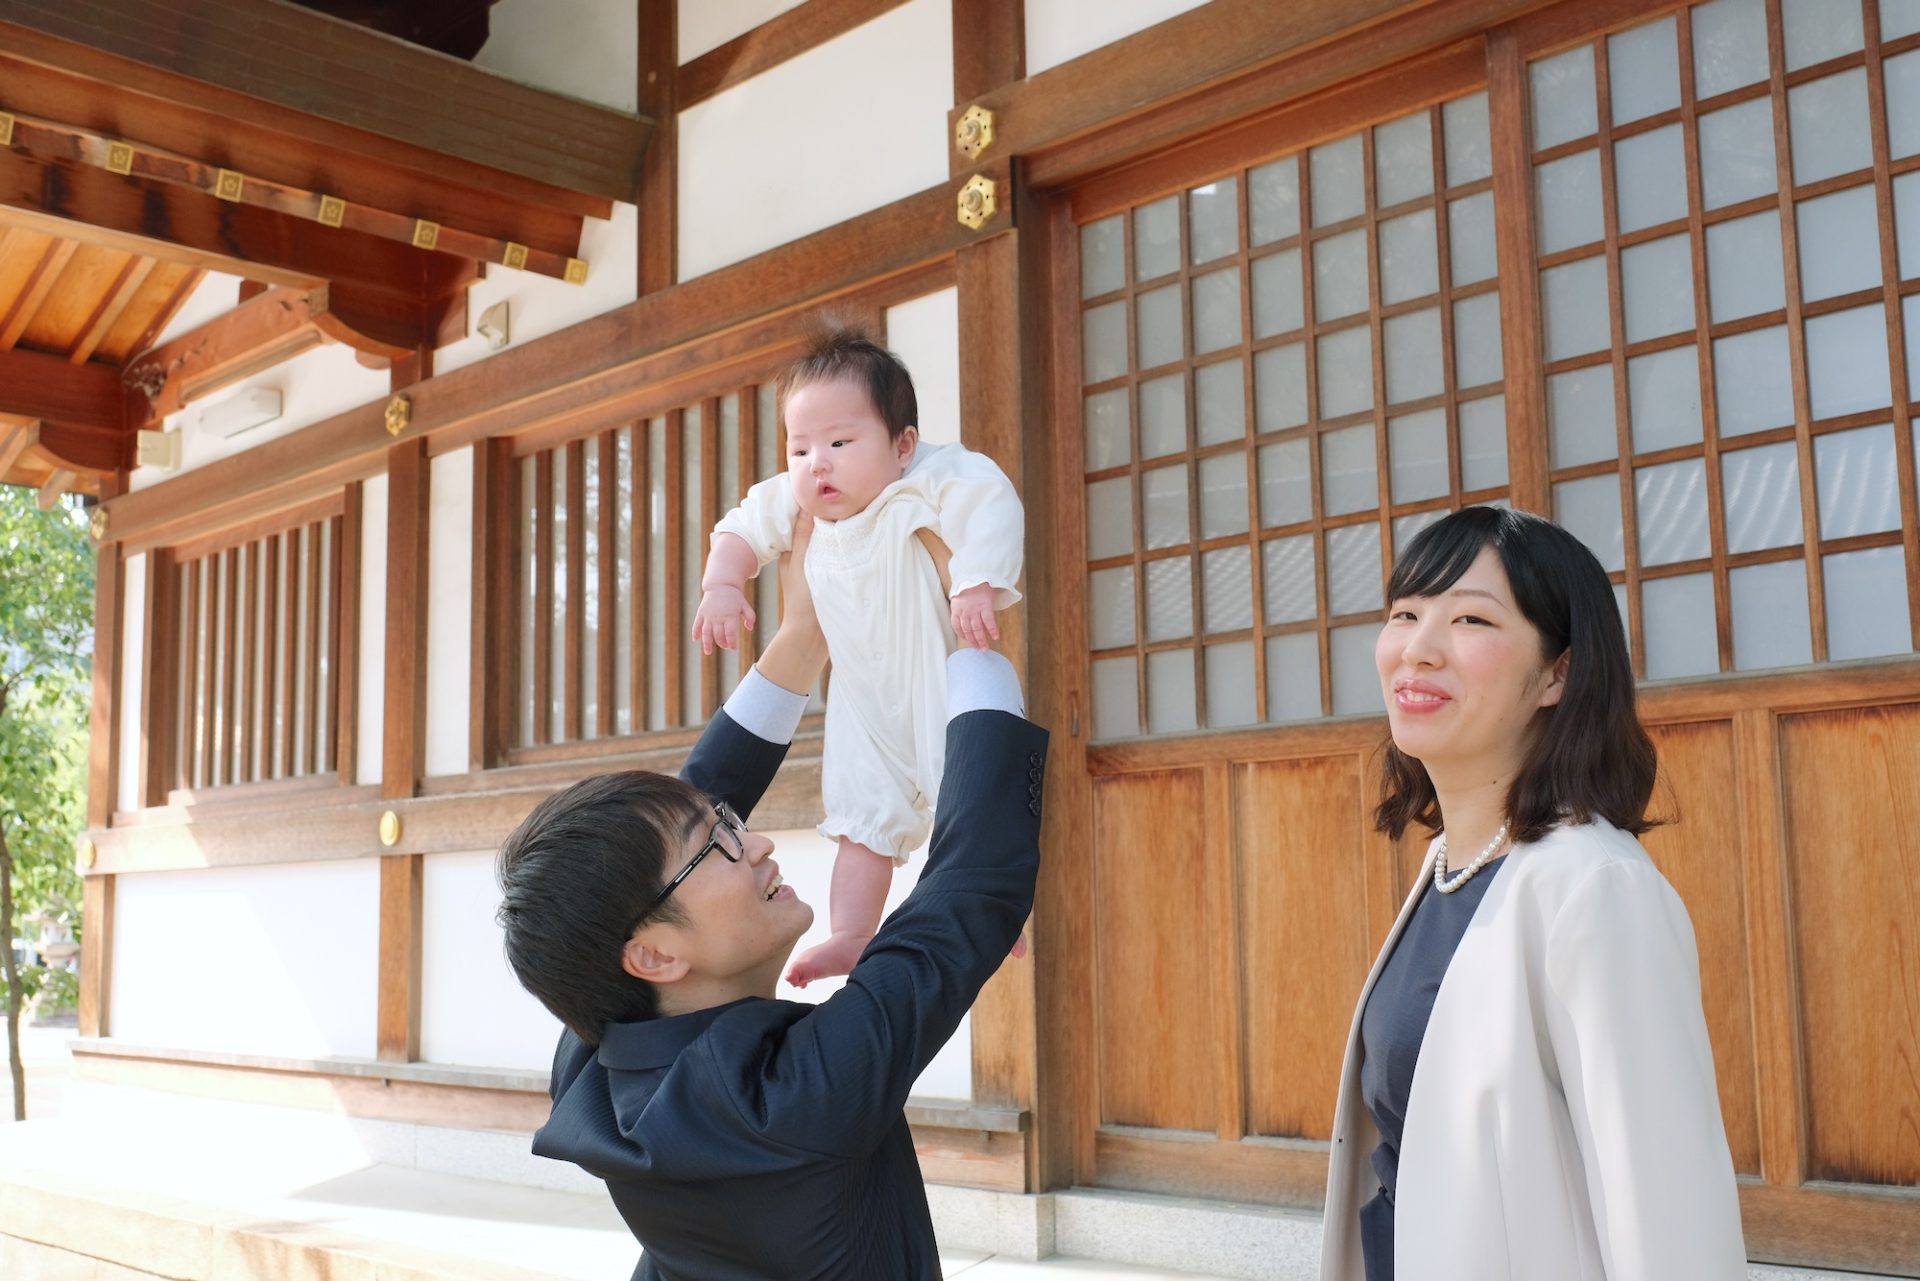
top-left (777, 321), bottom-right (918, 441)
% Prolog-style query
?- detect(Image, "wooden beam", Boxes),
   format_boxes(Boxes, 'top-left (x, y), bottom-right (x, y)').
top-left (0, 238), bottom-right (79, 350)
top-left (0, 347), bottom-right (124, 431)
top-left (637, 0), bottom-right (676, 295)
top-left (67, 256), bottom-right (156, 365)
top-left (77, 874), bottom-right (113, 1038)
top-left (36, 469), bottom-right (77, 509)
top-left (953, 0), bottom-right (1026, 103)
top-left (86, 473), bottom-right (125, 829)
top-left (382, 438), bottom-right (431, 801)
top-left (124, 287), bottom-right (332, 426)
top-left (0, 422), bottom-right (40, 478)
top-left (376, 852), bottom-right (423, 1062)
top-left (677, 0), bottom-right (912, 107)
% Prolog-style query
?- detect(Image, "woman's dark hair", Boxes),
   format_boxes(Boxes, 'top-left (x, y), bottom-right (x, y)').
top-left (495, 770), bottom-right (707, 1043)
top-left (777, 321), bottom-right (918, 441)
top-left (1374, 505), bottom-right (1658, 846)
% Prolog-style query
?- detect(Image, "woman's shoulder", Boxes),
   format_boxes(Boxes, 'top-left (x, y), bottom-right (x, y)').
top-left (1509, 818), bottom-right (1669, 909)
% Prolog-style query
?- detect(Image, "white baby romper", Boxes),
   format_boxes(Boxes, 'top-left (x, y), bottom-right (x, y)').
top-left (713, 441), bottom-right (1023, 858)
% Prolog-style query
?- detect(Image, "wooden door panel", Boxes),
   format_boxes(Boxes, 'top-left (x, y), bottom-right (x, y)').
top-left (1780, 703), bottom-right (1920, 1188)
top-left (1093, 768), bottom-right (1217, 1131)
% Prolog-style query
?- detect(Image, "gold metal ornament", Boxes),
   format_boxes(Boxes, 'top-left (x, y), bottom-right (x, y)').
top-left (412, 219), bottom-right (441, 251)
top-left (214, 169), bottom-right (244, 201)
top-left (106, 141), bottom-right (135, 175)
top-left (88, 506), bottom-right (109, 542)
top-left (0, 113), bottom-right (15, 147)
top-left (563, 257), bottom-right (590, 285)
top-left (77, 838), bottom-right (97, 870)
top-left (317, 194), bottom-right (346, 227)
top-left (955, 104), bottom-right (995, 160)
top-left (384, 393), bottom-right (412, 437)
top-left (378, 810), bottom-right (403, 847)
top-left (957, 174), bottom-right (998, 231)
top-left (502, 242), bottom-right (529, 271)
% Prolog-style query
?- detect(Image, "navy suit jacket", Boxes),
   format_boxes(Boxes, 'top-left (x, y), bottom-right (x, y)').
top-left (531, 704), bottom-right (1049, 1280)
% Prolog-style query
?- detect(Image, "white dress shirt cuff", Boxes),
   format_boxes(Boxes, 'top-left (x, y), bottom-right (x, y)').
top-left (947, 650), bottom-right (1025, 720)
top-left (725, 667), bottom-right (810, 744)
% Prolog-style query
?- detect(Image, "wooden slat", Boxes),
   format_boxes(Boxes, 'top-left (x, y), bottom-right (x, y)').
top-left (334, 492), bottom-right (361, 785)
top-left (218, 546), bottom-right (240, 787)
top-left (383, 439), bottom-right (430, 799)
top-left (376, 852), bottom-right (423, 1063)
top-left (470, 438), bottom-right (512, 772)
top-left (85, 474), bottom-right (125, 828)
top-left (67, 255), bottom-right (156, 364)
top-left (563, 439), bottom-right (586, 742)
top-left (137, 548), bottom-right (176, 807)
top-left (262, 533), bottom-right (285, 781)
top-left (235, 541), bottom-right (257, 785)
top-left (734, 393), bottom-right (761, 669)
top-left (302, 522), bottom-right (322, 776)
top-left (697, 399), bottom-right (721, 719)
top-left (0, 421), bottom-right (39, 479)
top-left (1486, 24), bottom-right (1550, 513)
top-left (629, 422), bottom-right (650, 734)
top-left (677, 0), bottom-right (911, 107)
top-left (596, 431), bottom-right (618, 739)
top-left (664, 409), bottom-right (685, 728)
top-left (77, 874), bottom-right (113, 1039)
top-left (0, 237), bottom-right (77, 350)
top-left (531, 450), bottom-right (554, 746)
top-left (192, 555), bottom-right (214, 790)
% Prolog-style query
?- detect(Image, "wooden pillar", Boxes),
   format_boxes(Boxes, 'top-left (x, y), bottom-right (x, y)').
top-left (638, 0), bottom-right (677, 295)
top-left (1486, 26), bottom-right (1550, 514)
top-left (77, 874), bottom-right (113, 1039)
top-left (80, 474), bottom-right (127, 1040)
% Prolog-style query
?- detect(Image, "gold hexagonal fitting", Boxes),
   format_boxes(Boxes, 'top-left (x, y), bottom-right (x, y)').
top-left (955, 104), bottom-right (995, 160)
top-left (379, 810), bottom-right (403, 848)
top-left (88, 506), bottom-right (109, 542)
top-left (957, 174), bottom-right (998, 231)
top-left (77, 837), bottom-right (97, 871)
top-left (384, 393), bottom-right (411, 437)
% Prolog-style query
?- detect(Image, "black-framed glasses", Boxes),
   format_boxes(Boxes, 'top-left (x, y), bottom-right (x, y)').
top-left (630, 800), bottom-right (747, 932)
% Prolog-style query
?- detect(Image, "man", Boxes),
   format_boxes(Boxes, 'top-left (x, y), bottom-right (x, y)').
top-left (495, 521), bottom-right (1047, 1280)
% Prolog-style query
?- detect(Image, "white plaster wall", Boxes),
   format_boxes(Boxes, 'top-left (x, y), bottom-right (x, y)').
top-left (678, 0), bottom-right (809, 62)
top-left (1025, 0), bottom-right (1213, 75)
top-left (110, 861), bottom-right (380, 1059)
top-left (424, 449), bottom-right (475, 778)
top-left (886, 288), bottom-right (960, 448)
top-left (115, 553), bottom-right (147, 815)
top-left (677, 0), bottom-right (953, 281)
top-left (473, 0), bottom-right (639, 111)
top-left (420, 851), bottom-right (562, 1070)
top-left (356, 475), bottom-right (389, 788)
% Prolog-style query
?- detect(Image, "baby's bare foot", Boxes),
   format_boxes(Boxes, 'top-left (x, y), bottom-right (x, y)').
top-left (784, 930), bottom-right (874, 989)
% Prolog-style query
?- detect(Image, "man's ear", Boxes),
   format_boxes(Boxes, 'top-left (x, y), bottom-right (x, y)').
top-left (1539, 648), bottom-right (1571, 708)
top-left (622, 933), bottom-right (689, 984)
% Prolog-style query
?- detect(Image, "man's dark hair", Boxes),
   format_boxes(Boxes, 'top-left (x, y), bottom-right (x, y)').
top-left (777, 322), bottom-right (918, 441)
top-left (496, 770), bottom-right (709, 1044)
top-left (1374, 505), bottom-right (1659, 847)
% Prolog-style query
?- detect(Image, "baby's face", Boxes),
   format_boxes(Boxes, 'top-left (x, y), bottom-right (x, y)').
top-left (783, 376), bottom-right (916, 520)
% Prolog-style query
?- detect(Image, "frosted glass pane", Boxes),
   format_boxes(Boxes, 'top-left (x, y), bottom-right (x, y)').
top-left (1706, 210), bottom-right (1786, 323)
top-left (1313, 229), bottom-right (1370, 322)
top-left (1251, 155), bottom-right (1303, 245)
top-left (1253, 248), bottom-right (1305, 338)
top-left (1145, 556), bottom-right (1195, 641)
top-left (1443, 92), bottom-right (1493, 185)
top-left (1198, 454), bottom-right (1251, 539)
top-left (1374, 112), bottom-right (1435, 208)
top-left (1204, 641), bottom-right (1259, 727)
top-left (1089, 565), bottom-right (1136, 649)
top-left (1092, 657), bottom-right (1140, 739)
top-left (1311, 135), bottom-right (1366, 227)
top-left (1615, 125), bottom-right (1689, 234)
top-left (1896, 171), bottom-right (1920, 279)
top-left (1782, 0), bottom-right (1863, 71)
top-left (1886, 0), bottom-right (1920, 39)
top-left (1380, 209), bottom-right (1440, 305)
top-left (1460, 395), bottom-right (1509, 491)
top-left (1698, 99), bottom-right (1778, 211)
top-left (1891, 51), bottom-right (1920, 159)
top-left (1549, 365), bottom-right (1619, 468)
top-left (1826, 546), bottom-right (1914, 659)
top-left (1731, 560), bottom-right (1813, 669)
top-left (1816, 422), bottom-right (1900, 538)
top-left (1722, 441), bottom-right (1804, 553)
top-left (1259, 439), bottom-right (1313, 528)
top-left (1788, 70), bottom-right (1872, 185)
top-left (1331, 623), bottom-right (1385, 715)
top-left (1556, 474), bottom-right (1627, 571)
top-left (1542, 257), bottom-right (1611, 360)
top-left (1390, 408), bottom-right (1449, 503)
top-left (1083, 301), bottom-right (1127, 383)
top-left (1327, 522), bottom-right (1384, 615)
top-left (1384, 308), bottom-right (1444, 406)
top-left (1453, 293), bottom-right (1504, 389)
top-left (1141, 374), bottom-right (1187, 459)
top-left (1135, 196), bottom-right (1180, 281)
top-left (1202, 546), bottom-right (1254, 632)
top-left (1317, 326), bottom-right (1375, 419)
top-left (1635, 458), bottom-right (1712, 566)
top-left (1147, 648), bottom-right (1200, 735)
top-left (1143, 464), bottom-right (1191, 550)
top-left (1714, 326), bottom-right (1798, 435)
top-left (1796, 185), bottom-right (1882, 302)
top-left (1536, 150), bottom-right (1606, 255)
top-left (1193, 268), bottom-right (1243, 355)
top-left (1196, 359), bottom-right (1246, 446)
top-left (1805, 304), bottom-right (1893, 418)
top-left (1085, 387), bottom-right (1131, 471)
top-left (1190, 177), bottom-right (1240, 265)
top-left (1531, 45), bottom-right (1599, 151)
top-left (1449, 193), bottom-right (1498, 286)
top-left (1266, 632), bottom-right (1322, 721)
top-left (1137, 284), bottom-right (1184, 369)
top-left (1643, 573), bottom-right (1719, 678)
top-left (1693, 0), bottom-right (1771, 98)
top-left (1322, 423), bottom-right (1379, 516)
top-left (1086, 476), bottom-right (1134, 560)
top-left (1621, 234), bottom-right (1696, 343)
top-left (1256, 343), bottom-right (1309, 432)
top-left (1393, 509), bottom-right (1446, 555)
top-left (1262, 535), bottom-right (1318, 623)
top-left (1609, 18), bottom-right (1682, 125)
top-left (1628, 346), bottom-right (1703, 453)
top-left (1081, 215), bottom-right (1125, 298)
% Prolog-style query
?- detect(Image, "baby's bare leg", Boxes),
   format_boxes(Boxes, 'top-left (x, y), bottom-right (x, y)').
top-left (783, 838), bottom-right (895, 988)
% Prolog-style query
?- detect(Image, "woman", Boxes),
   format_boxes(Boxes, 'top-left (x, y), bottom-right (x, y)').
top-left (1319, 506), bottom-right (1745, 1281)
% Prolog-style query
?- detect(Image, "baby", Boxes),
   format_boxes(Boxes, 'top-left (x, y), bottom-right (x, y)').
top-left (693, 327), bottom-right (1024, 986)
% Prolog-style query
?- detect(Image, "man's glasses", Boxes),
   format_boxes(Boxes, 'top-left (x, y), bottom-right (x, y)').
top-left (629, 801), bottom-right (747, 933)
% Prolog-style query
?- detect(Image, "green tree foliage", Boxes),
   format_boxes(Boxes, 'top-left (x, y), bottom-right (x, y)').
top-left (0, 488), bottom-right (94, 1120)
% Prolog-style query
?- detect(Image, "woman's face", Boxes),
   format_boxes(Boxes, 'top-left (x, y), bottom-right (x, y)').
top-left (1375, 544), bottom-right (1566, 785)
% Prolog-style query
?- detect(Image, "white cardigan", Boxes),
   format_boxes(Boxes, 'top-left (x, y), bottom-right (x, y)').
top-left (1319, 819), bottom-right (1747, 1281)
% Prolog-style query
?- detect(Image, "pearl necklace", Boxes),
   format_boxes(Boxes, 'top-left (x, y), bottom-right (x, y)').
top-left (1433, 820), bottom-right (1509, 894)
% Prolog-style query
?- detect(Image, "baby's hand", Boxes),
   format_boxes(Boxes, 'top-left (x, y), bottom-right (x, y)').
top-left (693, 586), bottom-right (754, 655)
top-left (950, 583), bottom-right (1000, 651)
